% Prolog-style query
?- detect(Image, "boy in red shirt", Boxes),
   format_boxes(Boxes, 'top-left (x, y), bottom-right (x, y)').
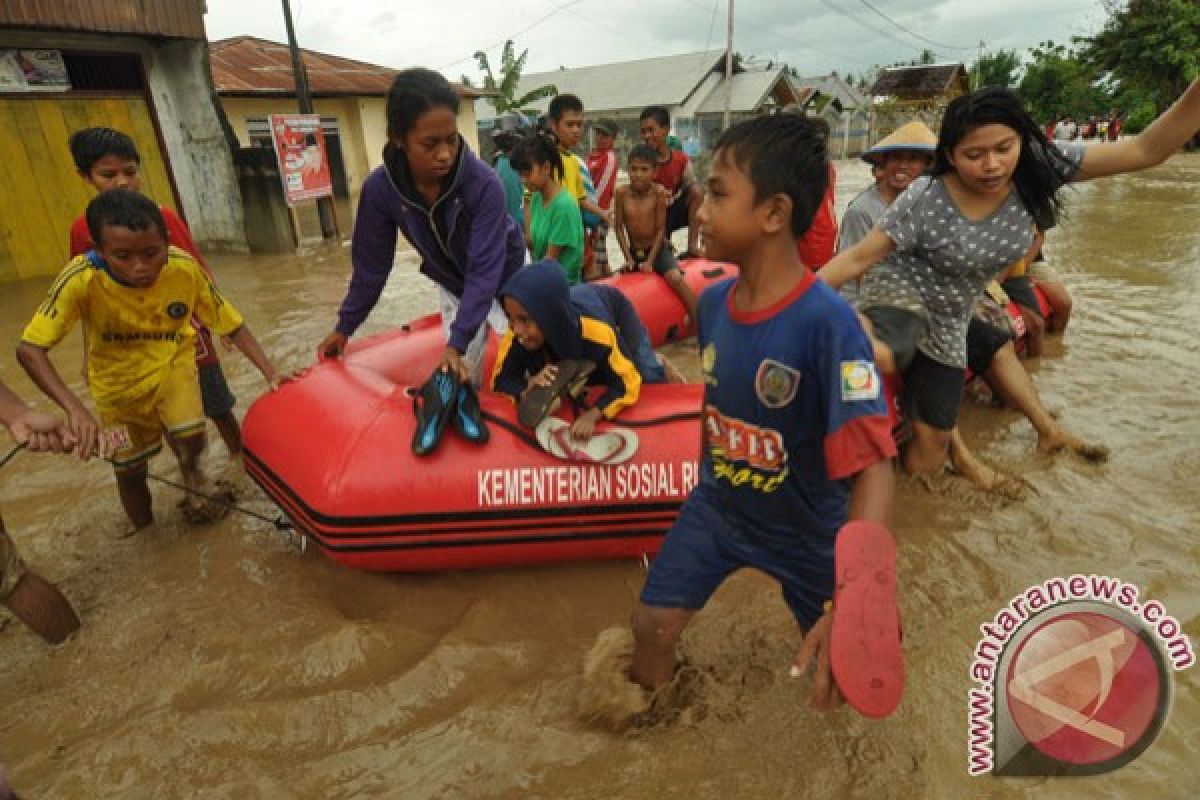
top-left (585, 119), bottom-right (620, 276)
top-left (639, 106), bottom-right (702, 258)
top-left (67, 128), bottom-right (242, 456)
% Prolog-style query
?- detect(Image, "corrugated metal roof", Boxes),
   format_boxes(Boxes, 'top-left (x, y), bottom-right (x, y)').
top-left (870, 64), bottom-right (968, 98)
top-left (477, 50), bottom-right (727, 118)
top-left (209, 36), bottom-right (486, 98)
top-left (695, 68), bottom-right (798, 114)
top-left (0, 0), bottom-right (205, 39)
top-left (793, 74), bottom-right (868, 111)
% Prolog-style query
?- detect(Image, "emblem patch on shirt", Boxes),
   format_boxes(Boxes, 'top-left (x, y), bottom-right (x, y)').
top-left (166, 301), bottom-right (189, 320)
top-left (754, 359), bottom-right (801, 408)
top-left (841, 360), bottom-right (880, 401)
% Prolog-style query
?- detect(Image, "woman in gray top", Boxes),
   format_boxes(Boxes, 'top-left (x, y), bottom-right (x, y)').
top-left (821, 80), bottom-right (1200, 480)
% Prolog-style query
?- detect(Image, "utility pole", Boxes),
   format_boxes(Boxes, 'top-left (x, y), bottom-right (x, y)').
top-left (974, 39), bottom-right (985, 89)
top-left (282, 0), bottom-right (336, 239)
top-left (723, 0), bottom-right (734, 131)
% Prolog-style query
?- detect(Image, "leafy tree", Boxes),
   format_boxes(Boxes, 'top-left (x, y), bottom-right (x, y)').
top-left (1077, 0), bottom-right (1200, 116)
top-left (1019, 41), bottom-right (1109, 123)
top-left (971, 49), bottom-right (1021, 89)
top-left (474, 40), bottom-right (557, 116)
top-left (459, 74), bottom-right (475, 89)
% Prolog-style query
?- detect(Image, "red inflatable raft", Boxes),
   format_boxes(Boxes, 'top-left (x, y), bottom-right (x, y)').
top-left (243, 260), bottom-right (735, 572)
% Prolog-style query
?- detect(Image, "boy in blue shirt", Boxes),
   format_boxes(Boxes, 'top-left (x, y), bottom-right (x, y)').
top-left (629, 115), bottom-right (900, 716)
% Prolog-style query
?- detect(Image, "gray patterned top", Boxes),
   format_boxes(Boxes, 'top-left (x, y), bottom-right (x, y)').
top-left (857, 142), bottom-right (1084, 367)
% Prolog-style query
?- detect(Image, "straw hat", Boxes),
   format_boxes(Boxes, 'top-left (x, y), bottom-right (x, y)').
top-left (862, 121), bottom-right (937, 165)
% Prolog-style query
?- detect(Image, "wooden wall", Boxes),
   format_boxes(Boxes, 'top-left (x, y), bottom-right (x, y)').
top-left (0, 95), bottom-right (177, 281)
top-left (0, 1), bottom-right (205, 40)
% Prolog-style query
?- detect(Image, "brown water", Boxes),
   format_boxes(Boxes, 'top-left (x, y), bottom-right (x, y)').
top-left (1, 157), bottom-right (1198, 799)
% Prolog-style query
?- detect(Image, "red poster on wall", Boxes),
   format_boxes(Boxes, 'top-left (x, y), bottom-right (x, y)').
top-left (269, 114), bottom-right (332, 206)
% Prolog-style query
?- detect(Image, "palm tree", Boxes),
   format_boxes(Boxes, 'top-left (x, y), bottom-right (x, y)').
top-left (474, 40), bottom-right (557, 117)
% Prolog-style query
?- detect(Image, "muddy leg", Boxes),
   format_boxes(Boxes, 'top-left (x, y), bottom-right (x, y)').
top-left (985, 344), bottom-right (1108, 462)
top-left (212, 411), bottom-right (242, 457)
top-left (3, 572), bottom-right (80, 645)
top-left (630, 603), bottom-right (695, 690)
top-left (115, 463), bottom-right (154, 532)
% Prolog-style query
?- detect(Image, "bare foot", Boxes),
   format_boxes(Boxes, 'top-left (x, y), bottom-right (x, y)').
top-left (946, 461), bottom-right (1033, 500)
top-left (1037, 429), bottom-right (1109, 463)
top-left (178, 474), bottom-right (234, 524)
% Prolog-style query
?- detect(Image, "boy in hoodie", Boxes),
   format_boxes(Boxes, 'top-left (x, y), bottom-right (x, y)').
top-left (491, 259), bottom-right (663, 441)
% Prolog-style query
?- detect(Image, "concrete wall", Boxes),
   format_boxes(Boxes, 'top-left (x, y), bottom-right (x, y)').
top-left (0, 29), bottom-right (247, 252)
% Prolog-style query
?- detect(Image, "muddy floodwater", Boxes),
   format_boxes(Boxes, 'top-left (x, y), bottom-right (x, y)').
top-left (1, 156), bottom-right (1198, 798)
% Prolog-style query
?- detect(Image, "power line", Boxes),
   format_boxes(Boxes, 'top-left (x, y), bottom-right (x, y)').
top-left (675, 0), bottom-right (864, 64)
top-left (704, 0), bottom-right (720, 54)
top-left (854, 0), bottom-right (975, 51)
top-left (437, 0), bottom-right (586, 71)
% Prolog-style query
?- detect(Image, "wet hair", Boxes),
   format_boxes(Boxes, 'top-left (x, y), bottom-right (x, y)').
top-left (508, 130), bottom-right (563, 179)
top-left (386, 68), bottom-right (460, 140)
top-left (628, 144), bottom-right (658, 168)
top-left (69, 127), bottom-right (140, 174)
top-left (547, 93), bottom-right (583, 123)
top-left (714, 114), bottom-right (829, 238)
top-left (933, 88), bottom-right (1076, 230)
top-left (86, 189), bottom-right (167, 247)
top-left (639, 106), bottom-right (670, 128)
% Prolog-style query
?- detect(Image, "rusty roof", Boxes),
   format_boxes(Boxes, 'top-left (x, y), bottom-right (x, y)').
top-left (870, 64), bottom-right (968, 99)
top-left (209, 36), bottom-right (487, 98)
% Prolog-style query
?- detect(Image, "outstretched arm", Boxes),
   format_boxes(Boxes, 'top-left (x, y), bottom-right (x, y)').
top-left (1073, 77), bottom-right (1200, 182)
top-left (15, 343), bottom-right (101, 459)
top-left (817, 227), bottom-right (897, 289)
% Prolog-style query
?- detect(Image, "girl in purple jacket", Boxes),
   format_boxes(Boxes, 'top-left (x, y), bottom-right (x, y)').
top-left (318, 68), bottom-right (526, 384)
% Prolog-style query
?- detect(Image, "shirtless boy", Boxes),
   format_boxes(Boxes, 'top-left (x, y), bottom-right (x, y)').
top-left (613, 145), bottom-right (698, 323)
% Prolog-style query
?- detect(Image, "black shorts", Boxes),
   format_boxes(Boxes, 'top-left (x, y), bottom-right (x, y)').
top-left (966, 317), bottom-right (1012, 376)
top-left (1001, 276), bottom-right (1043, 318)
top-left (665, 191), bottom-right (690, 235)
top-left (903, 352), bottom-right (965, 431)
top-left (631, 246), bottom-right (680, 277)
top-left (862, 306), bottom-right (926, 372)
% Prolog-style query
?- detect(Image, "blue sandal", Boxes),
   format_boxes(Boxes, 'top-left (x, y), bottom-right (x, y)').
top-left (412, 369), bottom-right (460, 456)
top-left (453, 382), bottom-right (489, 444)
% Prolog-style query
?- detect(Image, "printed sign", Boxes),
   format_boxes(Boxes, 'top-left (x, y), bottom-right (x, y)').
top-left (0, 50), bottom-right (70, 92)
top-left (268, 114), bottom-right (332, 206)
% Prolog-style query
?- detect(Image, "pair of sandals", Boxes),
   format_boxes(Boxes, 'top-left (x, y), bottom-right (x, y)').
top-left (517, 359), bottom-right (596, 429)
top-left (411, 369), bottom-right (489, 456)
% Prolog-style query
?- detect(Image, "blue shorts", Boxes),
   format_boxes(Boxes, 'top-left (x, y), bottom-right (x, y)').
top-left (639, 484), bottom-right (835, 629)
top-left (199, 362), bottom-right (236, 418)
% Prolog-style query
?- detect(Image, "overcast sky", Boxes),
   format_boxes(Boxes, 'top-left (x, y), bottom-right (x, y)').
top-left (204, 0), bottom-right (1111, 83)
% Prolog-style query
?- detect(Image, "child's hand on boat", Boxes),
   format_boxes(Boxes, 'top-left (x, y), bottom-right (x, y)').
top-left (570, 408), bottom-right (602, 441)
top-left (317, 331), bottom-right (347, 360)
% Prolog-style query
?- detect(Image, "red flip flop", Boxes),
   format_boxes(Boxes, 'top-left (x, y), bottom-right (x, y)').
top-left (830, 519), bottom-right (904, 719)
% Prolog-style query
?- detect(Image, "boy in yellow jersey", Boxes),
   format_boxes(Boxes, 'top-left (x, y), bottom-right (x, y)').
top-left (17, 189), bottom-right (281, 533)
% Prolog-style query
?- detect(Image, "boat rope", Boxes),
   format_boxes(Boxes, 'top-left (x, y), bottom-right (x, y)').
top-left (480, 408), bottom-right (702, 451)
top-left (1, 442), bottom-right (26, 470)
top-left (1, 442), bottom-right (292, 530)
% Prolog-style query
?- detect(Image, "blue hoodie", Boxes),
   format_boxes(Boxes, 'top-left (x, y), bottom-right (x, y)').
top-left (491, 260), bottom-right (644, 419)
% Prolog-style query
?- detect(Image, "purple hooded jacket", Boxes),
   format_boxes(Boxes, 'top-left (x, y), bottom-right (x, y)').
top-left (336, 138), bottom-right (526, 352)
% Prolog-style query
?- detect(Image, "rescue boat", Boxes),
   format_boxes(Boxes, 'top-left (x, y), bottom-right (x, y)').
top-left (242, 260), bottom-right (734, 572)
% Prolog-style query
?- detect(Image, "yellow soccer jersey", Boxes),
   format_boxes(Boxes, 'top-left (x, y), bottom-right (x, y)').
top-left (559, 147), bottom-right (586, 206)
top-left (22, 247), bottom-right (244, 403)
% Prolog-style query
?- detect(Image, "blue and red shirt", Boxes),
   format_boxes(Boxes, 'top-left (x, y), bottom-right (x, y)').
top-left (697, 269), bottom-right (896, 537)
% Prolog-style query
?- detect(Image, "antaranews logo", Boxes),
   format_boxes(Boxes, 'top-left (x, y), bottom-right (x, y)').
top-left (967, 574), bottom-right (1194, 777)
